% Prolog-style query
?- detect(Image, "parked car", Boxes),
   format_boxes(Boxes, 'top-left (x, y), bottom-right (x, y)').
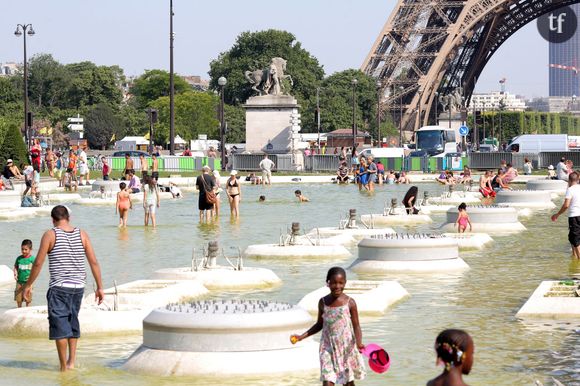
top-left (112, 150), bottom-right (150, 157)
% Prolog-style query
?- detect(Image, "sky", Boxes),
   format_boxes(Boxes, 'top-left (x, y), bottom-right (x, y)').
top-left (1, 0), bottom-right (548, 98)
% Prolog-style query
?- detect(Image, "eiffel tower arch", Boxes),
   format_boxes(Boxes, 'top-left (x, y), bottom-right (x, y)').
top-left (362, 0), bottom-right (578, 138)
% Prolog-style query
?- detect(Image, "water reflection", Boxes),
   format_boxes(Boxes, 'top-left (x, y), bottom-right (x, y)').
top-left (0, 183), bottom-right (579, 385)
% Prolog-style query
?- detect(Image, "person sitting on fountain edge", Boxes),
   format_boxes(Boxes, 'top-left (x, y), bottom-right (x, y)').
top-left (336, 161), bottom-right (350, 184)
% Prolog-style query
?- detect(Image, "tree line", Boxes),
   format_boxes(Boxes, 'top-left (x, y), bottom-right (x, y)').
top-left (0, 29), bottom-right (400, 150)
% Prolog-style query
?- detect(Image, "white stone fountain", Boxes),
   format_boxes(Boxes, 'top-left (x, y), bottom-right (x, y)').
top-left (244, 222), bottom-right (351, 259)
top-left (350, 233), bottom-right (469, 273)
top-left (0, 279), bottom-right (208, 336)
top-left (153, 241), bottom-right (281, 290)
top-left (123, 300), bottom-right (319, 376)
top-left (440, 205), bottom-right (526, 234)
top-left (526, 179), bottom-right (567, 194)
top-left (495, 190), bottom-right (555, 209)
top-left (298, 280), bottom-right (409, 316)
top-left (360, 199), bottom-right (432, 226)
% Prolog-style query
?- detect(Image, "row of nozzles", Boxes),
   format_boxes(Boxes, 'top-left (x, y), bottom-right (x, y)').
top-left (164, 299), bottom-right (294, 314)
top-left (371, 233), bottom-right (443, 240)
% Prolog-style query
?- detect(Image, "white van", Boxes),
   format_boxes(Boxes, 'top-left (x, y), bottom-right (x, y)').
top-left (506, 134), bottom-right (568, 153)
top-left (359, 147), bottom-right (405, 159)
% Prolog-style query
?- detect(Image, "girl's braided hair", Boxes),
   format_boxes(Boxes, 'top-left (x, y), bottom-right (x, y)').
top-left (434, 329), bottom-right (471, 370)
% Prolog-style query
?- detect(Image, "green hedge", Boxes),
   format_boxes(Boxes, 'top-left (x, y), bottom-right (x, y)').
top-left (0, 119), bottom-right (28, 167)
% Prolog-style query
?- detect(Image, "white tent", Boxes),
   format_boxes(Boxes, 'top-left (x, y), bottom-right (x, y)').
top-left (115, 136), bottom-right (149, 151)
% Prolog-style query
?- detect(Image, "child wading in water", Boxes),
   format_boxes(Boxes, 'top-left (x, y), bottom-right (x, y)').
top-left (455, 203), bottom-right (472, 233)
top-left (143, 177), bottom-right (160, 227)
top-left (13, 239), bottom-right (35, 308)
top-left (291, 267), bottom-right (366, 385)
top-left (116, 182), bottom-right (132, 227)
top-left (427, 329), bottom-right (474, 386)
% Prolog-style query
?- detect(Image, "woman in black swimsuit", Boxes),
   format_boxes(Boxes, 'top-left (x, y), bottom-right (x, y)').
top-left (226, 170), bottom-right (242, 218)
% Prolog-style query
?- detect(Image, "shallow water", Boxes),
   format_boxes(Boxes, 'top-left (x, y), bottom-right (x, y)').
top-left (0, 183), bottom-right (579, 385)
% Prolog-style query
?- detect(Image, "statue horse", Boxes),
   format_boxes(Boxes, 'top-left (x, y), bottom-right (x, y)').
top-left (244, 57), bottom-right (293, 96)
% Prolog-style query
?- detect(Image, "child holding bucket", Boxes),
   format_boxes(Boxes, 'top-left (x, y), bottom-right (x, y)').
top-left (291, 266), bottom-right (366, 385)
top-left (427, 329), bottom-right (475, 386)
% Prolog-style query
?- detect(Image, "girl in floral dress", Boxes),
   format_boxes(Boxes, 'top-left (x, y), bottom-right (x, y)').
top-left (292, 267), bottom-right (366, 385)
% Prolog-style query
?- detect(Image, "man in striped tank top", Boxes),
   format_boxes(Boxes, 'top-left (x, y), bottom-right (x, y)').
top-left (22, 205), bottom-right (104, 372)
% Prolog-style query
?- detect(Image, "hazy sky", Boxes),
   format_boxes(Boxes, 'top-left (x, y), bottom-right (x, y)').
top-left (1, 0), bottom-right (548, 98)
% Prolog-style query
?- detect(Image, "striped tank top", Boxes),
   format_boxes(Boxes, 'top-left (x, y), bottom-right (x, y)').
top-left (48, 227), bottom-right (87, 288)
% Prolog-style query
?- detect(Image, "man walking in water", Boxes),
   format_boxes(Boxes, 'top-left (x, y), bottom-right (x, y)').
top-left (22, 205), bottom-right (104, 371)
top-left (552, 172), bottom-right (580, 259)
top-left (259, 154), bottom-right (275, 185)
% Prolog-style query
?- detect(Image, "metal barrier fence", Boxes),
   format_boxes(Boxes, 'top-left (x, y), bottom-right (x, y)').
top-left (467, 152), bottom-right (539, 170)
top-left (103, 156), bottom-right (218, 172)
top-left (538, 152), bottom-right (580, 168)
top-left (304, 155), bottom-right (344, 171)
top-left (232, 154), bottom-right (295, 171)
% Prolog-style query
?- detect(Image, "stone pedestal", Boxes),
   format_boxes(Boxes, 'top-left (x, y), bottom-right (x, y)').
top-left (244, 95), bottom-right (299, 153)
top-left (437, 112), bottom-right (464, 132)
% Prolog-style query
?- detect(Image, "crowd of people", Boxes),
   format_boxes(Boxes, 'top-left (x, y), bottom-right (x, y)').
top-left (332, 146), bottom-right (410, 191)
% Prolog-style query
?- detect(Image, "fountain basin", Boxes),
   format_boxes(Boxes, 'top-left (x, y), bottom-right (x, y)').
top-left (0, 206), bottom-right (53, 221)
top-left (152, 266), bottom-right (281, 290)
top-left (360, 212), bottom-right (432, 226)
top-left (495, 190), bottom-right (555, 209)
top-left (298, 280), bottom-right (409, 316)
top-left (43, 193), bottom-right (82, 204)
top-left (440, 205), bottom-right (526, 233)
top-left (441, 233), bottom-right (494, 250)
top-left (427, 191), bottom-right (482, 205)
top-left (526, 179), bottom-right (567, 193)
top-left (417, 204), bottom-right (455, 214)
top-left (307, 227), bottom-right (396, 240)
top-left (123, 300), bottom-right (319, 376)
top-left (244, 244), bottom-right (351, 259)
top-left (0, 279), bottom-right (209, 336)
top-left (516, 280), bottom-right (580, 318)
top-left (350, 234), bottom-right (469, 273)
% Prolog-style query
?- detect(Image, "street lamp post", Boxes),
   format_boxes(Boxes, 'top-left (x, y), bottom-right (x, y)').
top-left (316, 87), bottom-right (321, 151)
top-left (14, 24), bottom-right (35, 149)
top-left (399, 86), bottom-right (404, 146)
top-left (482, 103), bottom-right (486, 143)
top-left (376, 81), bottom-right (381, 147)
top-left (434, 92), bottom-right (439, 126)
top-left (169, 0), bottom-right (175, 155)
top-left (145, 108), bottom-right (158, 154)
top-left (351, 79), bottom-right (358, 149)
top-left (218, 76), bottom-right (227, 171)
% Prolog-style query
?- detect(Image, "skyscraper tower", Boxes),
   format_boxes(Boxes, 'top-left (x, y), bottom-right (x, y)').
top-left (549, 4), bottom-right (580, 97)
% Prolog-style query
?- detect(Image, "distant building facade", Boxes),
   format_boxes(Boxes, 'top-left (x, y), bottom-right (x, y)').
top-left (469, 91), bottom-right (527, 111)
top-left (549, 4), bottom-right (580, 97)
top-left (527, 96), bottom-right (580, 113)
top-left (0, 62), bottom-right (18, 76)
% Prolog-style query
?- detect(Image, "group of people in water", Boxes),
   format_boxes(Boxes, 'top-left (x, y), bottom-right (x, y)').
top-left (336, 155), bottom-right (410, 190)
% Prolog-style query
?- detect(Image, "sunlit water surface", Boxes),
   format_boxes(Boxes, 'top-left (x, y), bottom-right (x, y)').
top-left (0, 183), bottom-right (579, 385)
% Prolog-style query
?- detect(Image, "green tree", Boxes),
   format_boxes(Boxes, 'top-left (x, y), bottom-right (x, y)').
top-left (223, 104), bottom-right (246, 143)
top-left (150, 91), bottom-right (219, 144)
top-left (63, 62), bottom-right (124, 109)
top-left (28, 53), bottom-right (67, 108)
top-left (316, 69), bottom-right (380, 136)
top-left (84, 103), bottom-right (123, 149)
top-left (0, 76), bottom-right (23, 123)
top-left (118, 104), bottom-right (149, 138)
top-left (208, 29), bottom-right (325, 132)
top-left (0, 119), bottom-right (28, 166)
top-left (129, 70), bottom-right (190, 110)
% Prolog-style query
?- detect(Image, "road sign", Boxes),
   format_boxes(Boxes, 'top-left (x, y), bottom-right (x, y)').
top-left (459, 125), bottom-right (469, 136)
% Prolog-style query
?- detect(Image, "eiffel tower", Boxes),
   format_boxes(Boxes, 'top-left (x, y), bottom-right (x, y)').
top-left (362, 0), bottom-right (576, 137)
